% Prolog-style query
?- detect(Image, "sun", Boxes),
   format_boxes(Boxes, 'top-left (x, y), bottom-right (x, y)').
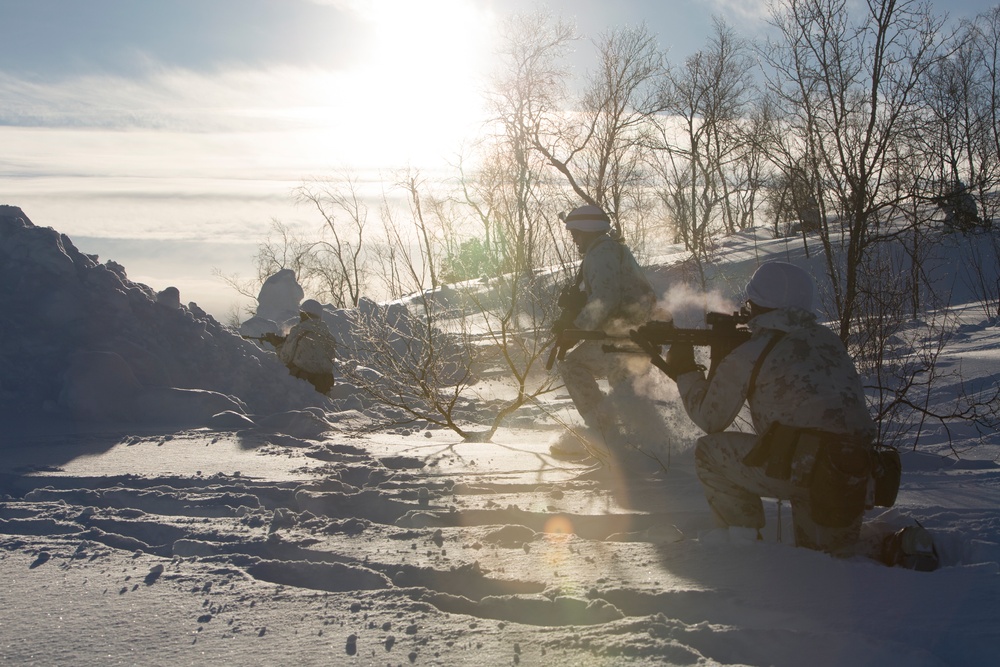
top-left (319, 0), bottom-right (496, 168)
top-left (364, 0), bottom-right (489, 73)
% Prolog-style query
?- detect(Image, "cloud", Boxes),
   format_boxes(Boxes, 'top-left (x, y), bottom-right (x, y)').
top-left (706, 0), bottom-right (772, 23)
top-left (0, 67), bottom-right (347, 133)
top-left (1, 0), bottom-right (369, 79)
top-left (0, 39), bottom-right (493, 168)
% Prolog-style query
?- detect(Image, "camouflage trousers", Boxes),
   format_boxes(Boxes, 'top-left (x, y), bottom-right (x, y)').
top-left (289, 365), bottom-right (334, 395)
top-left (694, 432), bottom-right (863, 554)
top-left (558, 340), bottom-right (665, 447)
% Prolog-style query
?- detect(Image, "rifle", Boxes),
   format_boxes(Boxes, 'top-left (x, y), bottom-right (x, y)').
top-left (241, 332), bottom-right (286, 348)
top-left (556, 311), bottom-right (752, 377)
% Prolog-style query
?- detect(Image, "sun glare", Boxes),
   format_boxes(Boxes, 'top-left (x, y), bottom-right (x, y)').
top-left (314, 0), bottom-right (495, 168)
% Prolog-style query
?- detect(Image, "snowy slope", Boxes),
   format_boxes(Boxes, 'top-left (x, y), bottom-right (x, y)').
top-left (1, 207), bottom-right (999, 666)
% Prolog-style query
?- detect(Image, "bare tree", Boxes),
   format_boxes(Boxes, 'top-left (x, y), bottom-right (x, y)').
top-left (213, 218), bottom-right (320, 318)
top-left (220, 173), bottom-right (373, 313)
top-left (293, 172), bottom-right (372, 308)
top-left (761, 0), bottom-right (949, 340)
top-left (758, 89), bottom-right (825, 258)
top-left (653, 18), bottom-right (758, 281)
top-left (453, 154), bottom-right (564, 439)
top-left (919, 24), bottom-right (986, 199)
top-left (758, 0), bottom-right (1000, 454)
top-left (515, 18), bottom-right (667, 243)
top-left (412, 172), bottom-right (449, 289)
top-left (855, 248), bottom-right (1000, 452)
top-left (338, 293), bottom-right (482, 437)
top-left (964, 7), bottom-right (1000, 225)
top-left (329, 172), bottom-right (486, 437)
top-left (761, 162), bottom-right (820, 240)
top-left (577, 24), bottom-right (667, 240)
top-left (726, 98), bottom-right (772, 234)
top-left (429, 12), bottom-right (584, 441)
top-left (978, 6), bottom-right (1000, 224)
top-left (959, 229), bottom-right (1000, 320)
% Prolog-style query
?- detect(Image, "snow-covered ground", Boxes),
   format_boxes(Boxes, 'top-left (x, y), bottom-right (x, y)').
top-left (2, 204), bottom-right (999, 666)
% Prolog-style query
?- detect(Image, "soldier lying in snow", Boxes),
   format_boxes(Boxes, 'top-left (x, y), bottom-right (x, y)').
top-left (274, 299), bottom-right (337, 395)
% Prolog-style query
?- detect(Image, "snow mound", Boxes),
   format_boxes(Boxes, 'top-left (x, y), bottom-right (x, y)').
top-left (0, 205), bottom-right (328, 432)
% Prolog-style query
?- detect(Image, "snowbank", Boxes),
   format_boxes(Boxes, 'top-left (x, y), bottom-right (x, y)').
top-left (0, 205), bottom-right (327, 433)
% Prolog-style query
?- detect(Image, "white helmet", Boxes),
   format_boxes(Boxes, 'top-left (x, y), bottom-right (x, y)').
top-left (745, 262), bottom-right (814, 311)
top-left (300, 299), bottom-right (324, 317)
top-left (563, 205), bottom-right (611, 233)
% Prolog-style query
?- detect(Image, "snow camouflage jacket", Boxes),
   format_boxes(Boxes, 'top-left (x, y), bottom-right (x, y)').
top-left (675, 307), bottom-right (877, 441)
top-left (278, 317), bottom-right (337, 375)
top-left (572, 235), bottom-right (656, 333)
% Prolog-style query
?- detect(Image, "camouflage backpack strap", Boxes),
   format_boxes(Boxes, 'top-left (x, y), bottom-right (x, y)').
top-left (740, 331), bottom-right (795, 479)
top-left (746, 330), bottom-right (787, 402)
top-left (560, 258), bottom-right (585, 299)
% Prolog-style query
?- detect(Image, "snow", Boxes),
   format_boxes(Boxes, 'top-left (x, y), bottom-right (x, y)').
top-left (2, 204), bottom-right (1000, 666)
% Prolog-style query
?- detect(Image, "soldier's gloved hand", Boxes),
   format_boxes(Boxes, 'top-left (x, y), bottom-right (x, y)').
top-left (551, 319), bottom-right (569, 336)
top-left (663, 343), bottom-right (700, 380)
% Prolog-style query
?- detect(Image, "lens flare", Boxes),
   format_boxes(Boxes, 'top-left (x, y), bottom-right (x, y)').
top-left (543, 514), bottom-right (574, 540)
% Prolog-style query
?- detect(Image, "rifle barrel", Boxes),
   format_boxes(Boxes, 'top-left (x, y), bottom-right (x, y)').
top-left (549, 314), bottom-right (751, 373)
top-left (559, 321), bottom-right (752, 347)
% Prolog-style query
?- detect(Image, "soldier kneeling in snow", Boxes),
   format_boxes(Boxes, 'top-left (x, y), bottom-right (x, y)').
top-left (274, 299), bottom-right (337, 395)
top-left (660, 262), bottom-right (876, 555)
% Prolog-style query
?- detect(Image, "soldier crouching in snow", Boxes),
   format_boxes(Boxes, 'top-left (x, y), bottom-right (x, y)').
top-left (273, 299), bottom-right (337, 395)
top-left (549, 204), bottom-right (670, 462)
top-left (659, 262), bottom-right (876, 555)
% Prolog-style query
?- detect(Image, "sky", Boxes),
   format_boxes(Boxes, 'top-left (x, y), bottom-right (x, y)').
top-left (1, 0), bottom-right (995, 317)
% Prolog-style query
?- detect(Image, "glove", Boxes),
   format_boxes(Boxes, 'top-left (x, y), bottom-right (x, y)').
top-left (663, 343), bottom-right (701, 381)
